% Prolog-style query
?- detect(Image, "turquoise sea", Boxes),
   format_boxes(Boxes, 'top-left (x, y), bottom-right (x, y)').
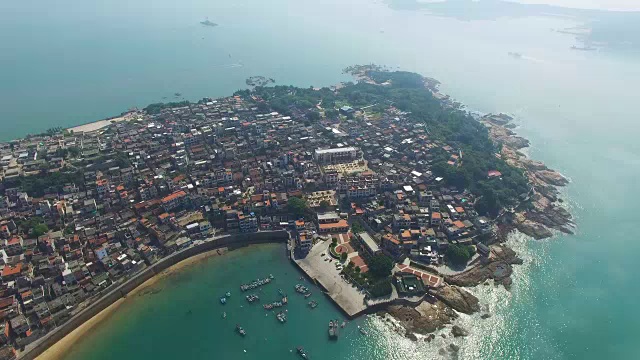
top-left (2, 0), bottom-right (640, 359)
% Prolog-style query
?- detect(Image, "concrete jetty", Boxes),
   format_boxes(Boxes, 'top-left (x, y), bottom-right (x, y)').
top-left (293, 241), bottom-right (367, 318)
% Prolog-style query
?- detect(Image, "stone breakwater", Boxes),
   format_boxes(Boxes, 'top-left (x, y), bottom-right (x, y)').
top-left (20, 231), bottom-right (289, 360)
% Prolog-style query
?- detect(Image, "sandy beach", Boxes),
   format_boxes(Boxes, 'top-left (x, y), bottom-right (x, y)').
top-left (36, 247), bottom-right (228, 360)
top-left (66, 112), bottom-right (137, 134)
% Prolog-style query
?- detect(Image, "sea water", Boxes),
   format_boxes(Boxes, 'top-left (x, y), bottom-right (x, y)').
top-left (2, 0), bottom-right (639, 359)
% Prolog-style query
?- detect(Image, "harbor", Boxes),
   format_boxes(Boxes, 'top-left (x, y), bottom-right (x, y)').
top-left (50, 244), bottom-right (374, 360)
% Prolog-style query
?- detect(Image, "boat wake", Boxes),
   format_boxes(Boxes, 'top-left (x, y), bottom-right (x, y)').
top-left (212, 63), bottom-right (244, 69)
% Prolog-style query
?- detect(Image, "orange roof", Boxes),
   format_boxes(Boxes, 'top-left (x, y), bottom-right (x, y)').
top-left (455, 207), bottom-right (465, 213)
top-left (384, 234), bottom-right (400, 245)
top-left (319, 219), bottom-right (348, 230)
top-left (431, 212), bottom-right (441, 219)
top-left (453, 220), bottom-right (466, 229)
top-left (2, 263), bottom-right (22, 277)
top-left (295, 220), bottom-right (305, 226)
top-left (401, 230), bottom-right (411, 239)
top-left (7, 237), bottom-right (20, 245)
top-left (158, 213), bottom-right (170, 219)
top-left (161, 190), bottom-right (186, 203)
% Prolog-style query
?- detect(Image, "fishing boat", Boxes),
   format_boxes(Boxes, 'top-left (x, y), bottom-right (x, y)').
top-left (308, 300), bottom-right (318, 309)
top-left (246, 294), bottom-right (259, 303)
top-left (282, 296), bottom-right (288, 305)
top-left (341, 321), bottom-right (346, 328)
top-left (297, 346), bottom-right (308, 359)
top-left (220, 297), bottom-right (227, 304)
top-left (328, 320), bottom-right (339, 339)
top-left (240, 276), bottom-right (274, 291)
top-left (236, 325), bottom-right (246, 336)
top-left (276, 311), bottom-right (287, 323)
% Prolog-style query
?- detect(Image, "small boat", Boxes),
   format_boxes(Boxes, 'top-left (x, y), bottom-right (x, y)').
top-left (282, 296), bottom-right (288, 305)
top-left (226, 291), bottom-right (231, 297)
top-left (297, 346), bottom-right (308, 359)
top-left (341, 321), bottom-right (346, 328)
top-left (278, 289), bottom-right (285, 297)
top-left (222, 312), bottom-right (227, 318)
top-left (329, 320), bottom-right (339, 339)
top-left (308, 300), bottom-right (318, 309)
top-left (220, 297), bottom-right (227, 304)
top-left (358, 326), bottom-right (367, 335)
top-left (269, 274), bottom-right (275, 279)
top-left (236, 325), bottom-right (246, 336)
top-left (304, 292), bottom-right (312, 298)
top-left (276, 311), bottom-right (287, 323)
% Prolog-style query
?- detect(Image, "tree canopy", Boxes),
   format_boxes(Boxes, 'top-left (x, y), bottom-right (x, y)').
top-left (446, 244), bottom-right (475, 266)
top-left (367, 253), bottom-right (394, 279)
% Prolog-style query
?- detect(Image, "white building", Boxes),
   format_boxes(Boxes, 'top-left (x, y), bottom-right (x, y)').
top-left (314, 147), bottom-right (358, 164)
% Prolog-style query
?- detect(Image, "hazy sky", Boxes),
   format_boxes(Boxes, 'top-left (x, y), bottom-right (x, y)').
top-left (512, 0), bottom-right (640, 11)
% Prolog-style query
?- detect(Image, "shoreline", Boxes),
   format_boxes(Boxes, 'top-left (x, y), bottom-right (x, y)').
top-left (35, 247), bottom-right (229, 360)
top-left (66, 111), bottom-right (139, 134)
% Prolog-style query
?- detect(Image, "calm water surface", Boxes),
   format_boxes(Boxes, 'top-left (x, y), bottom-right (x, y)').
top-left (2, 0), bottom-right (639, 359)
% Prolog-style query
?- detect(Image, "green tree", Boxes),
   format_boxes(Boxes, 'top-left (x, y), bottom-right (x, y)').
top-left (32, 224), bottom-right (49, 237)
top-left (369, 278), bottom-right (393, 298)
top-left (340, 252), bottom-right (348, 262)
top-left (351, 222), bottom-right (365, 234)
top-left (446, 244), bottom-right (475, 266)
top-left (319, 200), bottom-right (330, 210)
top-left (367, 254), bottom-right (393, 279)
top-left (287, 197), bottom-right (311, 218)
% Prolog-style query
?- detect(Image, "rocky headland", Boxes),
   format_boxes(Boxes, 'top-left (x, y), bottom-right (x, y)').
top-left (481, 113), bottom-right (574, 239)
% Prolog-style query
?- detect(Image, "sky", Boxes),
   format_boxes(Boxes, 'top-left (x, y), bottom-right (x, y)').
top-left (512, 0), bottom-right (640, 11)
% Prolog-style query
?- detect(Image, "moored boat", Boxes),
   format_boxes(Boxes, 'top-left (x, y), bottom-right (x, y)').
top-left (328, 320), bottom-right (339, 339)
top-left (236, 324), bottom-right (246, 336)
top-left (297, 346), bottom-right (308, 359)
top-left (220, 297), bottom-right (227, 304)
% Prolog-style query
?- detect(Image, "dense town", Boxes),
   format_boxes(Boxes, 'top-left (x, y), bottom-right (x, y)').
top-left (0, 71), bottom-right (530, 358)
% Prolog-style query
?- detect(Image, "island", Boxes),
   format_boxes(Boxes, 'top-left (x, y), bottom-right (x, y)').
top-left (0, 65), bottom-right (572, 358)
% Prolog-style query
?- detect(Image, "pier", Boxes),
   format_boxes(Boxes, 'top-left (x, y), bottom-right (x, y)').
top-left (292, 241), bottom-right (367, 318)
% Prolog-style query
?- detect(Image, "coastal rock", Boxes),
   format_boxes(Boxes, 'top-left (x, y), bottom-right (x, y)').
top-left (445, 246), bottom-right (519, 288)
top-left (426, 334), bottom-right (436, 342)
top-left (433, 285), bottom-right (480, 315)
top-left (451, 325), bottom-right (469, 337)
top-left (481, 313), bottom-right (492, 319)
top-left (449, 344), bottom-right (460, 353)
top-left (385, 300), bottom-right (458, 335)
top-left (405, 332), bottom-right (419, 341)
top-left (515, 220), bottom-right (553, 240)
top-left (534, 169), bottom-right (569, 186)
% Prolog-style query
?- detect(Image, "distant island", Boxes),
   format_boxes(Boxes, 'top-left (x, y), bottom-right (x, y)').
top-left (246, 76), bottom-right (275, 87)
top-left (200, 19), bottom-right (218, 27)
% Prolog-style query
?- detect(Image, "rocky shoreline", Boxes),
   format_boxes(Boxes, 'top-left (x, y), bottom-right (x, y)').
top-left (481, 113), bottom-right (574, 239)
top-left (343, 65), bottom-right (573, 343)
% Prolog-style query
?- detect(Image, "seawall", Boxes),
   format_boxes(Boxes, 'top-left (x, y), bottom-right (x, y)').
top-left (20, 230), bottom-right (289, 360)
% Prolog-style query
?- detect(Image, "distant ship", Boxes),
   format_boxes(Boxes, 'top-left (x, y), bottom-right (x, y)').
top-left (508, 52), bottom-right (523, 59)
top-left (200, 19), bottom-right (218, 27)
top-left (570, 45), bottom-right (596, 51)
